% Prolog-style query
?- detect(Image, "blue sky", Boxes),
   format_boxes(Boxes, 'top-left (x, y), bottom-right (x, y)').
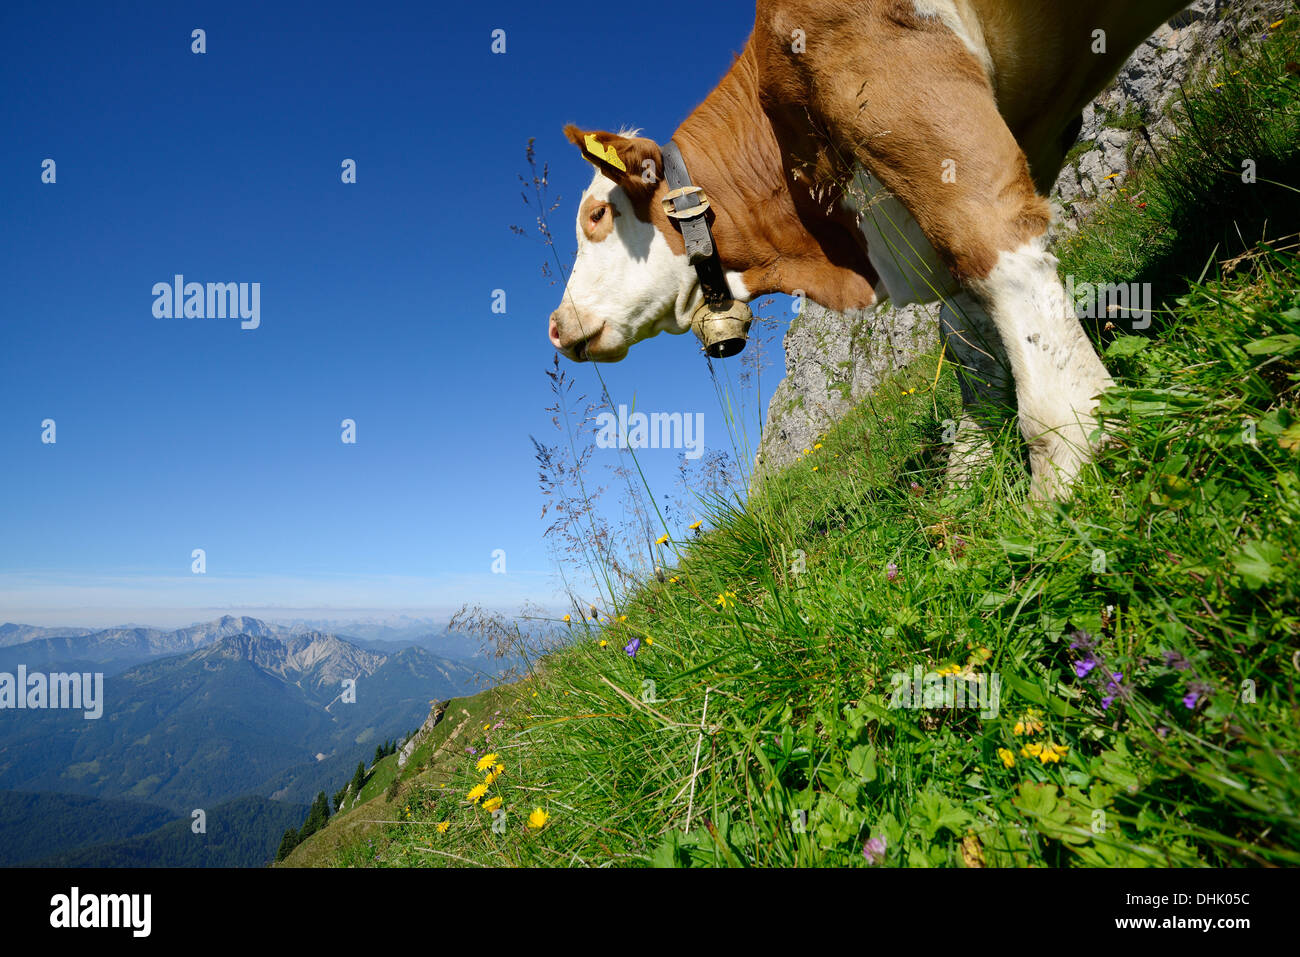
top-left (0, 0), bottom-right (788, 627)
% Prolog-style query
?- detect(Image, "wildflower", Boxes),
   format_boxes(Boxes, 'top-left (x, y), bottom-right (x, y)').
top-left (1183, 681), bottom-right (1212, 710)
top-left (1075, 656), bottom-right (1097, 678)
top-left (466, 783), bottom-right (488, 804)
top-left (624, 637), bottom-right (642, 658)
top-left (668, 576), bottom-right (679, 584)
top-left (562, 614), bottom-right (570, 623)
top-left (862, 835), bottom-right (887, 865)
top-left (1039, 742), bottom-right (1068, 765)
top-left (689, 520), bottom-right (703, 530)
top-left (618, 614), bottom-right (627, 622)
top-left (1013, 709), bottom-right (1044, 736)
top-left (655, 534), bottom-right (669, 545)
top-left (1068, 630), bottom-right (1096, 653)
top-left (813, 466), bottom-right (819, 471)
top-left (599, 639), bottom-right (608, 647)
top-left (1100, 672), bottom-right (1126, 711)
top-left (436, 821), bottom-right (450, 834)
top-left (482, 796), bottom-right (502, 813)
top-left (813, 443), bottom-right (823, 450)
top-left (1162, 650), bottom-right (1192, 671)
top-left (484, 768), bottom-right (502, 785)
top-left (1020, 742), bottom-right (1043, 759)
top-left (475, 753), bottom-right (500, 772)
top-left (1270, 18), bottom-right (1284, 28)
top-left (715, 591), bottom-right (737, 609)
top-left (466, 747), bottom-right (477, 756)
top-left (528, 808), bottom-right (550, 829)
top-left (886, 563), bottom-right (898, 581)
top-left (937, 663), bottom-right (961, 677)
top-left (645, 637), bottom-right (654, 646)
top-left (997, 747), bottom-right (1015, 768)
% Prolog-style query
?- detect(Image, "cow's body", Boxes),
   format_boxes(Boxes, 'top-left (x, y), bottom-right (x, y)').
top-left (550, 0), bottom-right (1191, 498)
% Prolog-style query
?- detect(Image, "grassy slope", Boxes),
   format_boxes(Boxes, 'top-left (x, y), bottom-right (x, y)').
top-left (324, 16), bottom-right (1300, 868)
top-left (279, 684), bottom-right (523, 867)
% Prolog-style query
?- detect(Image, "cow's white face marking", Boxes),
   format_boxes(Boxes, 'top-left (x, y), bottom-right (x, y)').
top-left (548, 171), bottom-right (696, 363)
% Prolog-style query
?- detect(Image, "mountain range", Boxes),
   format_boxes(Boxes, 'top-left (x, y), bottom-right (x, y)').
top-left (0, 615), bottom-right (491, 865)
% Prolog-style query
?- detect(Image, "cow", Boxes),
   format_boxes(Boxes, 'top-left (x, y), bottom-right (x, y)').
top-left (548, 0), bottom-right (1192, 500)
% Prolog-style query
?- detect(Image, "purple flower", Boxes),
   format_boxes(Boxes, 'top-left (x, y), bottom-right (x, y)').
top-left (862, 835), bottom-right (887, 865)
top-left (1101, 695), bottom-right (1115, 710)
top-left (886, 563), bottom-right (899, 582)
top-left (1183, 681), bottom-right (1212, 710)
top-left (1068, 630), bottom-right (1096, 652)
top-left (1162, 650), bottom-right (1191, 671)
top-left (466, 747), bottom-right (477, 755)
top-left (624, 637), bottom-right (642, 658)
top-left (1075, 656), bottom-right (1097, 678)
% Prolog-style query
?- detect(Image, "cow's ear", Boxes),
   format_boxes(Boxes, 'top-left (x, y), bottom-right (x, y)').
top-left (564, 125), bottom-right (663, 200)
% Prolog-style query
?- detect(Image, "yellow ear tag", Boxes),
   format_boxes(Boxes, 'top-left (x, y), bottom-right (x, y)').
top-left (584, 133), bottom-right (627, 172)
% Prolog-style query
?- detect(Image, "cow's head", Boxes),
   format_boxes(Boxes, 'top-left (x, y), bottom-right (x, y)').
top-left (548, 125), bottom-right (699, 363)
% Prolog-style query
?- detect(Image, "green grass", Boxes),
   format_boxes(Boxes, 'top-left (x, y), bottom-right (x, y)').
top-left (279, 685), bottom-right (523, 867)
top-left (319, 15), bottom-right (1300, 869)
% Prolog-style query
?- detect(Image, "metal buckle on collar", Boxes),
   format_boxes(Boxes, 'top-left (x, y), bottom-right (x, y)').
top-left (661, 185), bottom-right (710, 219)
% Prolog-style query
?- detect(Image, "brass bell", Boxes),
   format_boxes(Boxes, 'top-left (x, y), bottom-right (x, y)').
top-left (691, 299), bottom-right (752, 358)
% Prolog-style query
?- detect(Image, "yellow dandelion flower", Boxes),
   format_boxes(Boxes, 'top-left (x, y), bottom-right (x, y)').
top-left (599, 639), bottom-right (607, 647)
top-left (494, 763), bottom-right (504, 774)
top-left (689, 520), bottom-right (703, 530)
top-left (618, 615), bottom-right (627, 622)
top-left (813, 466), bottom-right (819, 472)
top-left (484, 769), bottom-right (501, 785)
top-left (482, 796), bottom-right (502, 813)
top-left (814, 443), bottom-right (823, 450)
top-left (528, 808), bottom-right (550, 829)
top-left (475, 753), bottom-right (499, 772)
top-left (655, 534), bottom-right (669, 545)
top-left (466, 783), bottom-right (488, 804)
top-left (563, 614), bottom-right (570, 623)
top-left (436, 821), bottom-right (450, 834)
top-left (645, 637), bottom-right (654, 646)
top-left (997, 747), bottom-right (1015, 768)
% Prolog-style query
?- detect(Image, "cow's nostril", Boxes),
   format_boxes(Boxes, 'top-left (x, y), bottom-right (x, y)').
top-left (548, 314), bottom-right (562, 348)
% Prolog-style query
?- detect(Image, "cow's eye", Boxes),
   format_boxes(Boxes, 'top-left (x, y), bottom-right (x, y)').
top-left (591, 206), bottom-right (606, 223)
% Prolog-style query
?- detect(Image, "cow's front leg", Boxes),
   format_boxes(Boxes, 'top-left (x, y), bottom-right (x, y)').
top-left (778, 9), bottom-right (1114, 499)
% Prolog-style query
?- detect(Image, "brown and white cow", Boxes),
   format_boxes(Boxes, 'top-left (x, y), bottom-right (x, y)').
top-left (549, 0), bottom-right (1191, 499)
